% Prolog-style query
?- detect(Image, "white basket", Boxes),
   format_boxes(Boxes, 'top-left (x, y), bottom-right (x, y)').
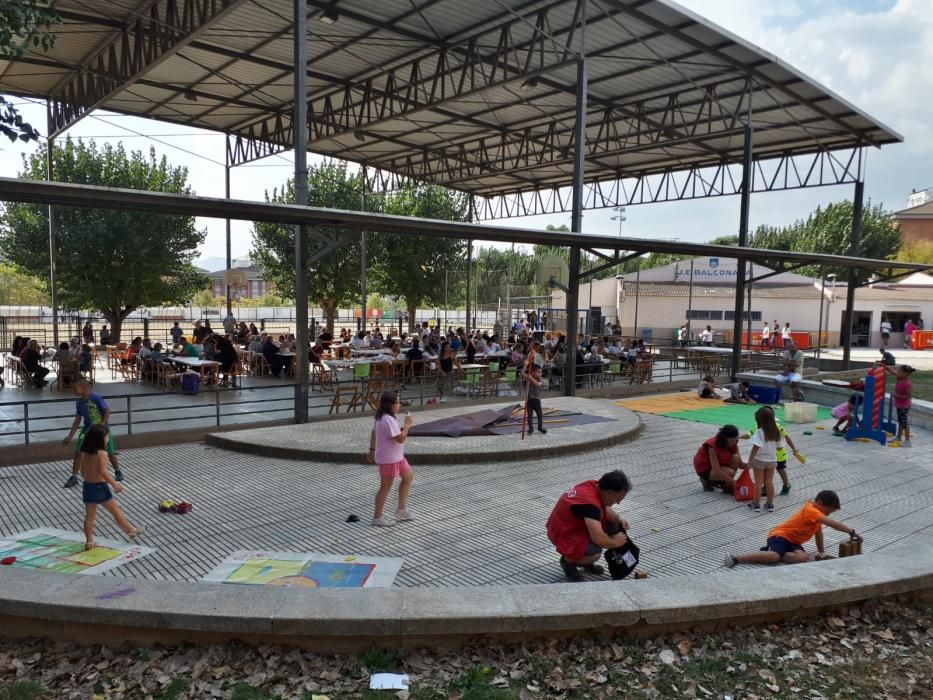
top-left (784, 402), bottom-right (817, 423)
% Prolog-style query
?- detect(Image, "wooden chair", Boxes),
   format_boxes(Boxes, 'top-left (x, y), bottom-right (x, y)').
top-left (364, 379), bottom-right (386, 411)
top-left (311, 363), bottom-right (334, 392)
top-left (408, 359), bottom-right (425, 386)
top-left (479, 369), bottom-right (499, 398)
top-left (329, 385), bottom-right (359, 414)
top-left (252, 353), bottom-right (272, 377)
top-left (55, 360), bottom-right (80, 391)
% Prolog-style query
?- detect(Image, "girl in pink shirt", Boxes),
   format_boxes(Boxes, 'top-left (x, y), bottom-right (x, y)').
top-left (366, 391), bottom-right (415, 526)
top-left (881, 364), bottom-right (915, 448)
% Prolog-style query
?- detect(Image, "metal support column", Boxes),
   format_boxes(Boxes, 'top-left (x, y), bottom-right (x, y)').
top-left (361, 231), bottom-right (367, 331)
top-left (632, 263), bottom-right (640, 338)
top-left (565, 0), bottom-right (587, 396)
top-left (816, 266), bottom-right (825, 364)
top-left (730, 124), bottom-right (753, 380)
top-left (746, 263), bottom-right (753, 349)
top-left (292, 0), bottom-right (310, 423)
top-left (224, 140), bottom-right (233, 316)
top-left (466, 239), bottom-right (472, 333)
top-left (842, 180), bottom-right (864, 369)
top-left (46, 103), bottom-right (59, 346)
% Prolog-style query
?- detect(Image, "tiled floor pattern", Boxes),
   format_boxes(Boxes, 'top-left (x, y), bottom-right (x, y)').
top-left (1, 397), bottom-right (928, 587)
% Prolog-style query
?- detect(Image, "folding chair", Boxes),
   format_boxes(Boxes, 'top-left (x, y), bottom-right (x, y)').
top-left (329, 385), bottom-right (360, 414)
top-left (311, 362), bottom-right (334, 392)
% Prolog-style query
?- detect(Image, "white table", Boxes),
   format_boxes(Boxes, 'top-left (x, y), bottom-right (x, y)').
top-left (168, 355), bottom-right (220, 380)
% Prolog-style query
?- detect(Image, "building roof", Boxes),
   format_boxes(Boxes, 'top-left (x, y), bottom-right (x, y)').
top-left (627, 257), bottom-right (817, 285)
top-left (894, 201), bottom-right (933, 218)
top-left (627, 281), bottom-right (933, 302)
top-left (624, 282), bottom-right (822, 299)
top-left (207, 264), bottom-right (263, 279)
top-left (1, 0), bottom-right (901, 202)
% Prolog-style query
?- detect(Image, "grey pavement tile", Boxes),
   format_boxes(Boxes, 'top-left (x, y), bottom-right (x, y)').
top-left (0, 399), bottom-right (929, 587)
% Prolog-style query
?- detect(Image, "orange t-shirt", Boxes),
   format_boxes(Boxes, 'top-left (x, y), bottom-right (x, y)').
top-left (768, 501), bottom-right (825, 544)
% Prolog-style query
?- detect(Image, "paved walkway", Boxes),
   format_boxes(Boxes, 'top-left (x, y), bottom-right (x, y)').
top-left (1, 396), bottom-right (929, 587)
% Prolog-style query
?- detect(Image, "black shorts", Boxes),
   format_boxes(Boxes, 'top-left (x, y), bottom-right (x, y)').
top-left (762, 536), bottom-right (803, 557)
top-left (776, 460), bottom-right (787, 471)
top-left (881, 332), bottom-right (890, 339)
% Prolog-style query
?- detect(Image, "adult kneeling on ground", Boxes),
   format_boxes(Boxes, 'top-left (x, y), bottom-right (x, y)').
top-left (774, 337), bottom-right (805, 402)
top-left (694, 424), bottom-right (743, 493)
top-left (546, 470), bottom-right (631, 582)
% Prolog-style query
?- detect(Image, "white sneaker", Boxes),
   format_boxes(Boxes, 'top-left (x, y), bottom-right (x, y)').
top-left (439, 397), bottom-right (447, 403)
top-left (724, 554), bottom-right (737, 568)
top-left (371, 516), bottom-right (395, 527)
top-left (901, 439), bottom-right (912, 448)
top-left (395, 509), bottom-right (415, 522)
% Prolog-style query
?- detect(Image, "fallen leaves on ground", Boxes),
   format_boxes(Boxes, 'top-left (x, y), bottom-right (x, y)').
top-left (0, 599), bottom-right (931, 699)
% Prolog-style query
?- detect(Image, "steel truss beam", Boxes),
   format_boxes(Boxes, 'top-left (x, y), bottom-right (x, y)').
top-left (225, 0), bottom-right (585, 164)
top-left (49, 0), bottom-right (247, 137)
top-left (471, 146), bottom-right (864, 220)
top-left (1, 176), bottom-right (930, 277)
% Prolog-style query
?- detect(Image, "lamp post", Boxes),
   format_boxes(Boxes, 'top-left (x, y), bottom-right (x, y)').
top-left (611, 206), bottom-right (626, 276)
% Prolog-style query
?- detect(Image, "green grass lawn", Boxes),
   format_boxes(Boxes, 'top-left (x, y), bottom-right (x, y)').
top-left (910, 371), bottom-right (933, 402)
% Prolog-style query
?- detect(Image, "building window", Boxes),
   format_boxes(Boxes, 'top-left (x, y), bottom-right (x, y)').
top-left (688, 310), bottom-right (724, 320)
top-left (724, 311), bottom-right (762, 321)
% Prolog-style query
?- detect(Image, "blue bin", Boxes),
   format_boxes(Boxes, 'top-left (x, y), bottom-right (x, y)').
top-left (748, 385), bottom-right (780, 404)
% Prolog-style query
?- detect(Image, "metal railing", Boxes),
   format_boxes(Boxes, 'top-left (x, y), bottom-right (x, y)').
top-left (0, 342), bottom-right (780, 446)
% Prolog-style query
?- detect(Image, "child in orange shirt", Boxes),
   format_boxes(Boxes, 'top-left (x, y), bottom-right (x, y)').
top-left (724, 490), bottom-right (857, 566)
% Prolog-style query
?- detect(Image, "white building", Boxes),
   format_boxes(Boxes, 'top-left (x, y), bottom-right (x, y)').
top-left (551, 257), bottom-right (932, 347)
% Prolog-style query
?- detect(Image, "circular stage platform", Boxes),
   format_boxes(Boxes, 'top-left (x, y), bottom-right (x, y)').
top-left (205, 397), bottom-right (642, 463)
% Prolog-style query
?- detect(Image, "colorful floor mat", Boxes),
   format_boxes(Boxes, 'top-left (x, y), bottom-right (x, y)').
top-left (616, 396), bottom-right (830, 427)
top-left (202, 551), bottom-right (402, 588)
top-left (0, 528), bottom-right (155, 575)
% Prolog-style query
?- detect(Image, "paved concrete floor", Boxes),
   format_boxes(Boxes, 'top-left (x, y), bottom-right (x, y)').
top-left (1, 396), bottom-right (928, 588)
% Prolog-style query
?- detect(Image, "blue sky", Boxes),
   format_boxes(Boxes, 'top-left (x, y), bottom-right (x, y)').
top-left (1, 0), bottom-right (930, 264)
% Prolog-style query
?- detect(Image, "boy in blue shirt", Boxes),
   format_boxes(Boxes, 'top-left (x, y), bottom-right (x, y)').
top-left (62, 378), bottom-right (123, 487)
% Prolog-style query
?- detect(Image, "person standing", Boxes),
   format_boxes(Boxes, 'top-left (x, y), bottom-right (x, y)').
top-left (82, 322), bottom-right (94, 344)
top-left (880, 318), bottom-right (892, 348)
top-left (781, 322), bottom-right (792, 348)
top-left (77, 424), bottom-right (145, 551)
top-left (771, 320), bottom-right (780, 349)
top-left (903, 319), bottom-right (916, 350)
top-left (525, 365), bottom-right (546, 435)
top-left (367, 391), bottom-right (415, 527)
top-left (170, 321), bottom-right (183, 346)
top-left (62, 379), bottom-right (123, 487)
top-left (761, 320), bottom-right (771, 349)
top-left (223, 312), bottom-right (236, 337)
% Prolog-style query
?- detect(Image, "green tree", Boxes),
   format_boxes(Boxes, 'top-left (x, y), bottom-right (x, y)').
top-left (0, 262), bottom-right (49, 305)
top-left (896, 238), bottom-right (933, 265)
top-left (251, 161), bottom-right (368, 330)
top-left (0, 139), bottom-right (208, 340)
top-left (749, 201), bottom-right (900, 280)
top-left (370, 184), bottom-right (468, 330)
top-left (1, 1), bottom-right (58, 141)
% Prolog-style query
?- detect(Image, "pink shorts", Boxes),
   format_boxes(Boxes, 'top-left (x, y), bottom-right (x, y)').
top-left (379, 458), bottom-right (412, 479)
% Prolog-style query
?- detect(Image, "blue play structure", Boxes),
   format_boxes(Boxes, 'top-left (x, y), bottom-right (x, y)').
top-left (846, 367), bottom-right (896, 445)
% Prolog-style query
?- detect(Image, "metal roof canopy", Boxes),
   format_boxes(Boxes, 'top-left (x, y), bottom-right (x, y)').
top-left (1, 177), bottom-right (929, 282)
top-left (0, 0), bottom-right (902, 219)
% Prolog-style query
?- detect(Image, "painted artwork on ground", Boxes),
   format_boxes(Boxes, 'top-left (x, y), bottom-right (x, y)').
top-left (202, 550), bottom-right (403, 588)
top-left (0, 528), bottom-right (155, 575)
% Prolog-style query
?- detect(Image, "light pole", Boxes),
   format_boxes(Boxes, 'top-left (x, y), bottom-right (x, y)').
top-left (611, 206), bottom-right (627, 277)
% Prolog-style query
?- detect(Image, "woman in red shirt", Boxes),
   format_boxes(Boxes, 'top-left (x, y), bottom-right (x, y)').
top-left (694, 425), bottom-right (743, 493)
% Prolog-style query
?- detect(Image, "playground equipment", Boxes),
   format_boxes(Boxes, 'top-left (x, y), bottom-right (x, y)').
top-left (846, 366), bottom-right (896, 445)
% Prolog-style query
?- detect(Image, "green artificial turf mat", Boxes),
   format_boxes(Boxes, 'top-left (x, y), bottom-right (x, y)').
top-left (658, 402), bottom-right (830, 428)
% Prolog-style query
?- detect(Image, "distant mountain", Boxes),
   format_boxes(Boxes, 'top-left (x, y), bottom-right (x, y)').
top-left (195, 256), bottom-right (227, 273)
top-left (195, 255), bottom-right (253, 273)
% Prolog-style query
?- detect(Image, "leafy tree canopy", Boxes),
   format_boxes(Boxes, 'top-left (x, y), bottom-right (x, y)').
top-left (0, 1), bottom-right (58, 142)
top-left (370, 184), bottom-right (468, 329)
top-left (0, 262), bottom-right (49, 305)
top-left (0, 139), bottom-right (208, 340)
top-left (251, 161), bottom-right (369, 330)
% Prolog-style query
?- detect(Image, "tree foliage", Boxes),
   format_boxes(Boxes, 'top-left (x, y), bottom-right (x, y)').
top-left (250, 161), bottom-right (369, 330)
top-left (370, 184), bottom-right (468, 330)
top-left (896, 238), bottom-right (933, 265)
top-left (0, 0), bottom-right (58, 142)
top-left (748, 200), bottom-right (900, 280)
top-left (0, 139), bottom-right (208, 340)
top-left (0, 262), bottom-right (49, 305)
